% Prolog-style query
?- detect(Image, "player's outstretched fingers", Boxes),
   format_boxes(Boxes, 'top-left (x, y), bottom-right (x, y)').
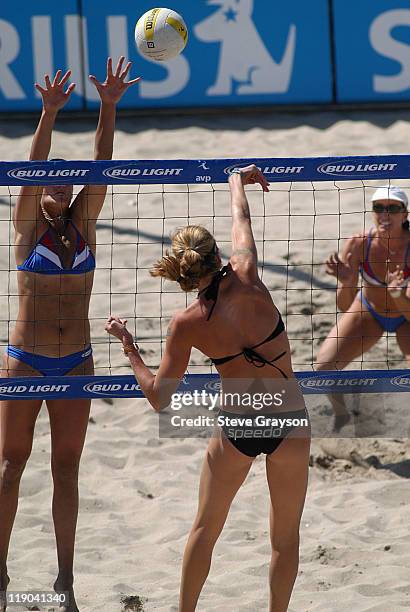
top-left (120, 62), bottom-right (132, 81)
top-left (59, 70), bottom-right (72, 87)
top-left (115, 56), bottom-right (125, 78)
top-left (52, 70), bottom-right (62, 86)
top-left (107, 57), bottom-right (113, 77)
top-left (35, 83), bottom-right (47, 95)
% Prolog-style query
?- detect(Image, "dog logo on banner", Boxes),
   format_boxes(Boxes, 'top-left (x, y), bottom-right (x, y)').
top-left (195, 0), bottom-right (296, 96)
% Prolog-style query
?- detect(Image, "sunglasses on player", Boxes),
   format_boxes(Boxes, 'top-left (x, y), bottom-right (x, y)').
top-left (372, 203), bottom-right (406, 214)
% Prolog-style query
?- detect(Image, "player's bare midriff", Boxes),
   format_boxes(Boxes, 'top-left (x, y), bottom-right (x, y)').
top-left (10, 271), bottom-right (94, 355)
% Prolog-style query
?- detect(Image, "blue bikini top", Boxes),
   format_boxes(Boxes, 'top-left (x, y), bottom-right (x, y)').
top-left (17, 221), bottom-right (96, 275)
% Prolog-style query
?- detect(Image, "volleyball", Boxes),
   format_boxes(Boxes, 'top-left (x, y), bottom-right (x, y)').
top-left (135, 8), bottom-right (188, 62)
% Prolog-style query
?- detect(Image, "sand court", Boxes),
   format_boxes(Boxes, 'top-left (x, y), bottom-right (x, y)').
top-left (0, 109), bottom-right (409, 610)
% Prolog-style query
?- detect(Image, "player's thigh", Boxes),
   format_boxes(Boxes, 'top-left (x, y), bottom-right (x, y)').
top-left (396, 321), bottom-right (410, 360)
top-left (46, 355), bottom-right (93, 463)
top-left (266, 435), bottom-right (310, 546)
top-left (317, 299), bottom-right (383, 365)
top-left (193, 434), bottom-right (254, 533)
top-left (0, 355), bottom-right (43, 461)
top-left (46, 398), bottom-right (91, 464)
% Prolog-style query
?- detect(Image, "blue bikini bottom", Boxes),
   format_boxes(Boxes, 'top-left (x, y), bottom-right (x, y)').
top-left (6, 345), bottom-right (92, 376)
top-left (360, 291), bottom-right (407, 333)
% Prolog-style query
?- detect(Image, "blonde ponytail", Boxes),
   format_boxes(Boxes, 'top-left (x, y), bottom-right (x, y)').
top-left (150, 225), bottom-right (220, 292)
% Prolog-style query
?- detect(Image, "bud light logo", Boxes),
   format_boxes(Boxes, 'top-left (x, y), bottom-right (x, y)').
top-left (83, 379), bottom-right (141, 396)
top-left (390, 375), bottom-right (410, 389)
top-left (316, 160), bottom-right (397, 178)
top-left (7, 166), bottom-right (90, 181)
top-left (223, 163), bottom-right (304, 176)
top-left (299, 377), bottom-right (336, 390)
top-left (204, 379), bottom-right (221, 392)
top-left (102, 164), bottom-right (184, 180)
top-left (224, 164), bottom-right (243, 175)
top-left (0, 383), bottom-right (29, 397)
top-left (299, 376), bottom-right (379, 392)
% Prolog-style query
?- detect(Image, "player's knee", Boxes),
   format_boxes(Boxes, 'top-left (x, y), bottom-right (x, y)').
top-left (0, 455), bottom-right (29, 492)
top-left (316, 359), bottom-right (337, 370)
top-left (51, 453), bottom-right (81, 485)
top-left (315, 344), bottom-right (337, 370)
top-left (316, 357), bottom-right (350, 370)
top-left (191, 517), bottom-right (224, 547)
top-left (271, 530), bottom-right (300, 558)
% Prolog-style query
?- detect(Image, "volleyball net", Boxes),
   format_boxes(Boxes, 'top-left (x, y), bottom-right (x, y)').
top-left (1, 155), bottom-right (410, 419)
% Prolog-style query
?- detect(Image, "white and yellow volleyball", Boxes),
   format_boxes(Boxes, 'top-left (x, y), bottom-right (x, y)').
top-left (135, 8), bottom-right (188, 62)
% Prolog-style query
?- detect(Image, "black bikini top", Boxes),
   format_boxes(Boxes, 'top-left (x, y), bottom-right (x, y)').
top-left (197, 265), bottom-right (288, 377)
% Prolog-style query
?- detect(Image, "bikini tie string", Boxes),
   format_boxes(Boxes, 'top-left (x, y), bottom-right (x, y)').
top-left (197, 265), bottom-right (229, 321)
top-left (243, 347), bottom-right (288, 378)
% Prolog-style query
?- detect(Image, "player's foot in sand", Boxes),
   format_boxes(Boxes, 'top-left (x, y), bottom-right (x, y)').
top-left (333, 411), bottom-right (351, 432)
top-left (328, 394), bottom-right (351, 432)
top-left (54, 578), bottom-right (79, 612)
top-left (0, 570), bottom-right (10, 612)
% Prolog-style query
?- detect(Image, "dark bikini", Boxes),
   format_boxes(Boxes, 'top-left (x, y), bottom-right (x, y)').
top-left (198, 265), bottom-right (308, 457)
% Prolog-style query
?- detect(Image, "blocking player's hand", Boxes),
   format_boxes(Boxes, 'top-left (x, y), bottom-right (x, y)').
top-left (89, 57), bottom-right (141, 105)
top-left (35, 70), bottom-right (75, 113)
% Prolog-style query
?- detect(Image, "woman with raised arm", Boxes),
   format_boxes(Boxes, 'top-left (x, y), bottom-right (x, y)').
top-left (316, 186), bottom-right (410, 431)
top-left (0, 58), bottom-right (140, 612)
top-left (105, 165), bottom-right (310, 612)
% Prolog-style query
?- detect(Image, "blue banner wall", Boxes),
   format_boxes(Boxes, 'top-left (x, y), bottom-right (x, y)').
top-left (0, 1), bottom-right (332, 111)
top-left (1, 2), bottom-right (409, 111)
top-left (0, 1), bottom-right (82, 111)
top-left (333, 0), bottom-right (410, 102)
top-left (82, 0), bottom-right (333, 109)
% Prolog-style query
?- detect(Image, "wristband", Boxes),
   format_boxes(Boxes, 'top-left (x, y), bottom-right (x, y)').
top-left (389, 288), bottom-right (403, 298)
top-left (123, 342), bottom-right (140, 356)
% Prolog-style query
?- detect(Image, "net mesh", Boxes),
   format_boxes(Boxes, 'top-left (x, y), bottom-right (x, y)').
top-left (2, 168), bottom-right (410, 386)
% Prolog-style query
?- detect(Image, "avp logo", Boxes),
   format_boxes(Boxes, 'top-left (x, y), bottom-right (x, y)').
top-left (390, 375), bottom-right (410, 389)
top-left (194, 0), bottom-right (296, 95)
top-left (196, 161), bottom-right (212, 182)
top-left (102, 165), bottom-right (184, 180)
top-left (7, 166), bottom-right (90, 181)
top-left (198, 161), bottom-right (210, 170)
top-left (316, 160), bottom-right (398, 178)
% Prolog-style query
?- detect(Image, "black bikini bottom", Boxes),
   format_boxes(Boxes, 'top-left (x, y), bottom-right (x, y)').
top-left (219, 408), bottom-right (310, 457)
